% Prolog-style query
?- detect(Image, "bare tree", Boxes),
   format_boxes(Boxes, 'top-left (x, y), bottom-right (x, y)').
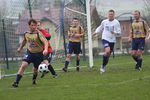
top-left (142, 0), bottom-right (150, 24)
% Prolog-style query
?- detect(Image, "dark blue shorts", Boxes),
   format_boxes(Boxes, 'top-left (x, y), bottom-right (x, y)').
top-left (132, 38), bottom-right (145, 50)
top-left (23, 50), bottom-right (44, 68)
top-left (43, 53), bottom-right (52, 63)
top-left (102, 39), bottom-right (115, 52)
top-left (67, 42), bottom-right (81, 54)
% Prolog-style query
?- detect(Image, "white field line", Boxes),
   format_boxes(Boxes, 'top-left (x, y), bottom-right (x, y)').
top-left (109, 75), bottom-right (150, 85)
top-left (0, 74), bottom-right (150, 91)
top-left (0, 66), bottom-right (88, 77)
top-left (1, 59), bottom-right (149, 77)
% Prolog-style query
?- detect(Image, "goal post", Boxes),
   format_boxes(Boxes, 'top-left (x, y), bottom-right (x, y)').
top-left (64, 0), bottom-right (94, 67)
top-left (86, 0), bottom-right (93, 67)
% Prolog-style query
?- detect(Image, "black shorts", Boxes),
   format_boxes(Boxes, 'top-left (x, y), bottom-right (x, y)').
top-left (132, 38), bottom-right (145, 51)
top-left (43, 53), bottom-right (52, 63)
top-left (102, 39), bottom-right (115, 52)
top-left (67, 42), bottom-right (82, 54)
top-left (23, 50), bottom-right (43, 68)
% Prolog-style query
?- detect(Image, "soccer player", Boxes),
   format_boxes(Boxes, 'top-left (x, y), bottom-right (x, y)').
top-left (62, 18), bottom-right (84, 72)
top-left (128, 10), bottom-right (149, 70)
top-left (93, 10), bottom-right (121, 73)
top-left (36, 21), bottom-right (57, 78)
top-left (12, 19), bottom-right (48, 87)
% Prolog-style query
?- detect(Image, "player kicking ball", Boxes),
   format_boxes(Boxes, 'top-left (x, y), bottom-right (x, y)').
top-left (62, 18), bottom-right (84, 72)
top-left (93, 10), bottom-right (121, 73)
top-left (128, 10), bottom-right (149, 70)
top-left (36, 21), bottom-right (57, 78)
top-left (12, 19), bottom-right (48, 87)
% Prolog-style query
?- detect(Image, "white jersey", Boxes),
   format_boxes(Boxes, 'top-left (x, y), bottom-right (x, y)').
top-left (95, 19), bottom-right (121, 43)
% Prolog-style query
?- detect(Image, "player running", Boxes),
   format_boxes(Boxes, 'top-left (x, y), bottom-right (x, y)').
top-left (93, 10), bottom-right (121, 73)
top-left (62, 18), bottom-right (84, 72)
top-left (12, 19), bottom-right (48, 87)
top-left (128, 10), bottom-right (149, 70)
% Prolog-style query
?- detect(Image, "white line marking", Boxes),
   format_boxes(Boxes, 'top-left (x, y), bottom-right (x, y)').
top-left (1, 75), bottom-right (150, 91)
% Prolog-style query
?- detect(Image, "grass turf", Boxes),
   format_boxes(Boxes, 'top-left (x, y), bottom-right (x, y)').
top-left (0, 55), bottom-right (150, 100)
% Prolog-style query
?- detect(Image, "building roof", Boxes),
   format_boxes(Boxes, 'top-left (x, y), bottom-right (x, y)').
top-left (16, 5), bottom-right (99, 34)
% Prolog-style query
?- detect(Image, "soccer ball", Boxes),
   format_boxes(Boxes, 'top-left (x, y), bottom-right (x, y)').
top-left (38, 64), bottom-right (48, 73)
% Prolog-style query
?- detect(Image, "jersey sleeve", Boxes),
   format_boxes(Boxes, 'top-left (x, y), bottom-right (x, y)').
top-left (144, 21), bottom-right (149, 34)
top-left (80, 26), bottom-right (84, 34)
top-left (95, 20), bottom-right (104, 33)
top-left (40, 29), bottom-right (51, 40)
top-left (23, 31), bottom-right (28, 41)
top-left (114, 20), bottom-right (121, 34)
top-left (39, 32), bottom-right (47, 43)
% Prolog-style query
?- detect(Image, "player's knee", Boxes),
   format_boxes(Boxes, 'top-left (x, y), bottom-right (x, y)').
top-left (33, 68), bottom-right (38, 72)
top-left (131, 52), bottom-right (136, 57)
top-left (105, 51), bottom-right (110, 56)
top-left (20, 66), bottom-right (26, 72)
top-left (66, 54), bottom-right (71, 60)
top-left (76, 54), bottom-right (80, 59)
top-left (20, 63), bottom-right (28, 70)
top-left (137, 52), bottom-right (142, 58)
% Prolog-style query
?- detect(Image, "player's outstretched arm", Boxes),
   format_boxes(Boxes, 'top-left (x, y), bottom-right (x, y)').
top-left (93, 22), bottom-right (104, 36)
top-left (17, 38), bottom-right (26, 53)
top-left (128, 32), bottom-right (133, 43)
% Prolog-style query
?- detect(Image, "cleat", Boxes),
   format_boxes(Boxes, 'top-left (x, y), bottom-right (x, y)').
top-left (32, 80), bottom-right (37, 85)
top-left (12, 82), bottom-right (18, 88)
top-left (135, 64), bottom-right (142, 71)
top-left (100, 68), bottom-right (105, 73)
top-left (136, 67), bottom-right (142, 71)
top-left (62, 67), bottom-right (67, 72)
top-left (135, 63), bottom-right (138, 69)
top-left (76, 66), bottom-right (80, 72)
top-left (52, 74), bottom-right (58, 78)
top-left (41, 72), bottom-right (46, 78)
top-left (99, 65), bottom-right (105, 73)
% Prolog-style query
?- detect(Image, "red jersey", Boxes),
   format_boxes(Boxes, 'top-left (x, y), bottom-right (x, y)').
top-left (40, 29), bottom-right (53, 53)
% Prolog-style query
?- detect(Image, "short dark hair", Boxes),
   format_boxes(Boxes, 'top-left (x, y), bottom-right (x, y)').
top-left (72, 18), bottom-right (79, 21)
top-left (109, 9), bottom-right (115, 13)
top-left (28, 19), bottom-right (37, 25)
top-left (37, 20), bottom-right (41, 25)
top-left (134, 10), bottom-right (141, 15)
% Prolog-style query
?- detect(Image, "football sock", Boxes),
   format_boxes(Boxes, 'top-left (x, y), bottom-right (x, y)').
top-left (32, 72), bottom-right (38, 81)
top-left (102, 55), bottom-right (109, 68)
top-left (64, 61), bottom-right (69, 68)
top-left (137, 58), bottom-right (142, 68)
top-left (48, 64), bottom-right (56, 75)
top-left (76, 59), bottom-right (80, 66)
top-left (132, 56), bottom-right (138, 63)
top-left (15, 74), bottom-right (22, 84)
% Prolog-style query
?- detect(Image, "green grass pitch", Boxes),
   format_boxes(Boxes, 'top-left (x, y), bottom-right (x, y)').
top-left (0, 55), bottom-right (150, 100)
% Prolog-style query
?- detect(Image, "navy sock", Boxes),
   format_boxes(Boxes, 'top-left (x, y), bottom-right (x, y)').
top-left (102, 55), bottom-right (109, 68)
top-left (65, 61), bottom-right (69, 68)
top-left (137, 58), bottom-right (143, 68)
top-left (15, 74), bottom-right (22, 84)
top-left (48, 64), bottom-right (56, 75)
top-left (32, 73), bottom-right (38, 81)
top-left (76, 59), bottom-right (80, 66)
top-left (132, 56), bottom-right (138, 62)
